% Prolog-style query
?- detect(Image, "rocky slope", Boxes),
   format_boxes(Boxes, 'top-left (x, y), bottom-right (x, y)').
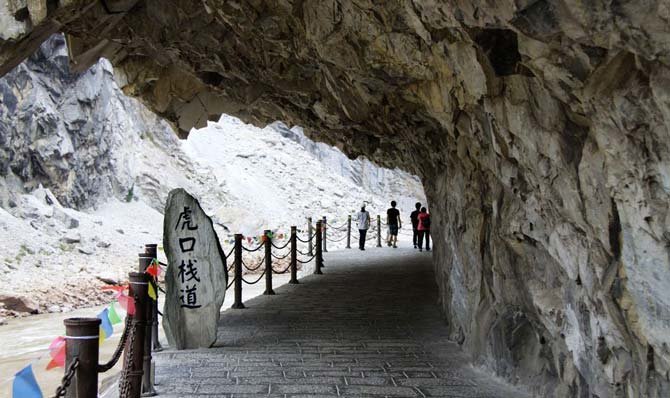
top-left (0, 34), bottom-right (423, 318)
top-left (1, 1), bottom-right (669, 396)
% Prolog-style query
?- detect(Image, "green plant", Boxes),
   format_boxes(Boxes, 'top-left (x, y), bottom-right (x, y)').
top-left (126, 184), bottom-right (135, 202)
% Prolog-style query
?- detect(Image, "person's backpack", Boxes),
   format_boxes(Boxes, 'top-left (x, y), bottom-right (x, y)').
top-left (422, 215), bottom-right (431, 228)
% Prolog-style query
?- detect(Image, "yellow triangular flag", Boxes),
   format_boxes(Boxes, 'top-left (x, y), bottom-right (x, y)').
top-left (99, 327), bottom-right (106, 345)
top-left (148, 283), bottom-right (157, 301)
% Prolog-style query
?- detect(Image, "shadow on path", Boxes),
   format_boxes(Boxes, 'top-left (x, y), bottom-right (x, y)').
top-left (154, 247), bottom-right (529, 397)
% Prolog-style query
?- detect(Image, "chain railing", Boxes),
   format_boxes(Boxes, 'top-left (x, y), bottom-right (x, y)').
top-left (54, 215), bottom-right (382, 397)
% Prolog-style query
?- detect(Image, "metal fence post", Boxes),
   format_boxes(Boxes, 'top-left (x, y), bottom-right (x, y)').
top-left (322, 216), bottom-right (328, 253)
top-left (138, 255), bottom-right (157, 397)
top-left (63, 317), bottom-right (100, 398)
top-left (377, 215), bottom-right (382, 247)
top-left (126, 272), bottom-right (149, 398)
top-left (315, 221), bottom-right (323, 275)
top-left (289, 226), bottom-right (299, 284)
top-left (144, 244), bottom-right (163, 352)
top-left (263, 230), bottom-right (275, 295)
top-left (346, 215), bottom-right (351, 249)
top-left (232, 234), bottom-right (245, 309)
top-left (307, 217), bottom-right (313, 256)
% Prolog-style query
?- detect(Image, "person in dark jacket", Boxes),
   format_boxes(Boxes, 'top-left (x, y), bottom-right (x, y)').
top-left (410, 202), bottom-right (421, 249)
top-left (417, 207), bottom-right (431, 252)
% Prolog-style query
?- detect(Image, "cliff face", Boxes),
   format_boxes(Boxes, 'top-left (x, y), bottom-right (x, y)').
top-left (1, 1), bottom-right (669, 396)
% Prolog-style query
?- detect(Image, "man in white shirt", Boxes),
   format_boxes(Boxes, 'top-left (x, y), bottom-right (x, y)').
top-left (356, 205), bottom-right (370, 250)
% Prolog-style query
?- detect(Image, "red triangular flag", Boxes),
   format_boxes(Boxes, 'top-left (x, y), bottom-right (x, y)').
top-left (146, 263), bottom-right (159, 278)
top-left (117, 294), bottom-right (135, 316)
top-left (46, 336), bottom-right (65, 370)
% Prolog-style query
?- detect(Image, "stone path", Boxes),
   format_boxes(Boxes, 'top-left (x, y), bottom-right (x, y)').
top-left (154, 247), bottom-right (529, 397)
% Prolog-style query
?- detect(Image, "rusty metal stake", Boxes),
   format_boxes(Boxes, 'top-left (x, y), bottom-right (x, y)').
top-left (126, 272), bottom-right (149, 398)
top-left (315, 221), bottom-right (323, 275)
top-left (322, 216), bottom-right (328, 253)
top-left (289, 226), bottom-right (298, 284)
top-left (63, 317), bottom-right (100, 398)
top-left (307, 217), bottom-right (313, 256)
top-left (144, 244), bottom-right (163, 353)
top-left (377, 215), bottom-right (382, 247)
top-left (263, 230), bottom-right (275, 295)
top-left (138, 255), bottom-right (157, 396)
top-left (232, 234), bottom-right (245, 309)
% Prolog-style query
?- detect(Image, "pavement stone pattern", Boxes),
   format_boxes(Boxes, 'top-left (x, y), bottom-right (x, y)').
top-left (154, 247), bottom-right (529, 397)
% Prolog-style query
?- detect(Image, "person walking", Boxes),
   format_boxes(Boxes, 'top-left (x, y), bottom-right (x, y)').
top-left (417, 207), bottom-right (431, 252)
top-left (386, 201), bottom-right (401, 248)
top-left (356, 205), bottom-right (371, 250)
top-left (410, 202), bottom-right (421, 248)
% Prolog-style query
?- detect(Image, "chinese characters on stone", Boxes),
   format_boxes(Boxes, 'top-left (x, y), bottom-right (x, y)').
top-left (176, 206), bottom-right (201, 308)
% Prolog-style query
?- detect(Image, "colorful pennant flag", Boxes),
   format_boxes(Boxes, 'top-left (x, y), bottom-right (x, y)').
top-left (148, 283), bottom-right (157, 301)
top-left (108, 301), bottom-right (122, 325)
top-left (118, 294), bottom-right (135, 316)
top-left (13, 365), bottom-right (43, 398)
top-left (145, 260), bottom-right (160, 278)
top-left (46, 337), bottom-right (65, 370)
top-left (97, 308), bottom-right (114, 341)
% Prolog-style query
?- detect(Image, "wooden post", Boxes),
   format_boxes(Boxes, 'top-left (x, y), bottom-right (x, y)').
top-left (143, 244), bottom-right (163, 352)
top-left (232, 234), bottom-right (245, 309)
top-left (263, 230), bottom-right (275, 295)
top-left (138, 255), bottom-right (157, 397)
top-left (307, 217), bottom-right (313, 256)
top-left (289, 226), bottom-right (298, 284)
top-left (63, 317), bottom-right (100, 398)
top-left (377, 214), bottom-right (382, 247)
top-left (322, 216), bottom-right (328, 253)
top-left (346, 215), bottom-right (351, 249)
top-left (126, 272), bottom-right (149, 398)
top-left (315, 221), bottom-right (323, 275)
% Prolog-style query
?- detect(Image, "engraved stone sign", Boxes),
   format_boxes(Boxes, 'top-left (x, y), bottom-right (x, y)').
top-left (163, 188), bottom-right (227, 349)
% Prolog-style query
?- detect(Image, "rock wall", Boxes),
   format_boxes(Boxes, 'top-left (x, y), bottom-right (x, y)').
top-left (1, 1), bottom-right (669, 396)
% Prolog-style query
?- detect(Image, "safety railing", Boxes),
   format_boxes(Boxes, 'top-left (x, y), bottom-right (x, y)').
top-left (53, 215), bottom-right (386, 397)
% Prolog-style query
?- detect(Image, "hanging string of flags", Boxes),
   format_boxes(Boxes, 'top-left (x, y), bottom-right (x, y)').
top-left (9, 262), bottom-right (161, 397)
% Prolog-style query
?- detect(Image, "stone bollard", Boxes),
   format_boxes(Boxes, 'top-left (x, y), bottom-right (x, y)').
top-left (144, 244), bottom-right (163, 352)
top-left (346, 215), bottom-right (352, 249)
top-left (138, 255), bottom-right (157, 397)
top-left (263, 230), bottom-right (275, 295)
top-left (232, 234), bottom-right (245, 309)
top-left (322, 216), bottom-right (328, 253)
top-left (307, 217), bottom-right (313, 256)
top-left (315, 221), bottom-right (323, 275)
top-left (376, 215), bottom-right (382, 247)
top-left (63, 317), bottom-right (101, 398)
top-left (289, 226), bottom-right (299, 284)
top-left (126, 272), bottom-right (149, 398)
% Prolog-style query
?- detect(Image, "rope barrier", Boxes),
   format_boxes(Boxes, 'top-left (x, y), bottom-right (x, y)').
top-left (242, 257), bottom-right (264, 272)
top-left (273, 264), bottom-right (291, 274)
top-left (98, 317), bottom-right (131, 373)
top-left (242, 241), bottom-right (265, 252)
top-left (296, 248), bottom-right (312, 256)
top-left (242, 270), bottom-right (266, 285)
top-left (296, 254), bottom-right (316, 264)
top-left (226, 278), bottom-right (234, 289)
top-left (326, 221), bottom-right (348, 230)
top-left (224, 246), bottom-right (235, 259)
top-left (296, 233), bottom-right (316, 243)
top-left (271, 239), bottom-right (291, 250)
top-left (271, 251), bottom-right (291, 260)
top-left (327, 233), bottom-right (348, 243)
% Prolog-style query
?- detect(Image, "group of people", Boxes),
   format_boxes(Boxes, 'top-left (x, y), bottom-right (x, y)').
top-left (355, 201), bottom-right (431, 251)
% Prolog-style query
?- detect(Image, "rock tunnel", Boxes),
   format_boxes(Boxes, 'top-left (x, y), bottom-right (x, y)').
top-left (1, 1), bottom-right (669, 396)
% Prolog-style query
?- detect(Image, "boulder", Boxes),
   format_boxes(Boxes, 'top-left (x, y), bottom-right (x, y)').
top-left (162, 188), bottom-right (227, 349)
top-left (61, 232), bottom-right (81, 244)
top-left (0, 294), bottom-right (39, 314)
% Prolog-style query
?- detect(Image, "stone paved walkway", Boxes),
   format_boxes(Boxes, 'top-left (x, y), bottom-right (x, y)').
top-left (154, 247), bottom-right (529, 397)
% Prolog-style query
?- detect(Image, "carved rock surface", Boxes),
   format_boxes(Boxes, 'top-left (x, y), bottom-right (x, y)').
top-left (163, 188), bottom-right (227, 349)
top-left (2, 1), bottom-right (669, 396)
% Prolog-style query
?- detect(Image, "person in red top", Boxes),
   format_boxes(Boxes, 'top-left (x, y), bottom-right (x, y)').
top-left (417, 207), bottom-right (431, 252)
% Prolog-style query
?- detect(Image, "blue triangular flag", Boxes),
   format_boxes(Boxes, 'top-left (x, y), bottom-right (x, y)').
top-left (97, 308), bottom-right (114, 339)
top-left (13, 365), bottom-right (43, 398)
